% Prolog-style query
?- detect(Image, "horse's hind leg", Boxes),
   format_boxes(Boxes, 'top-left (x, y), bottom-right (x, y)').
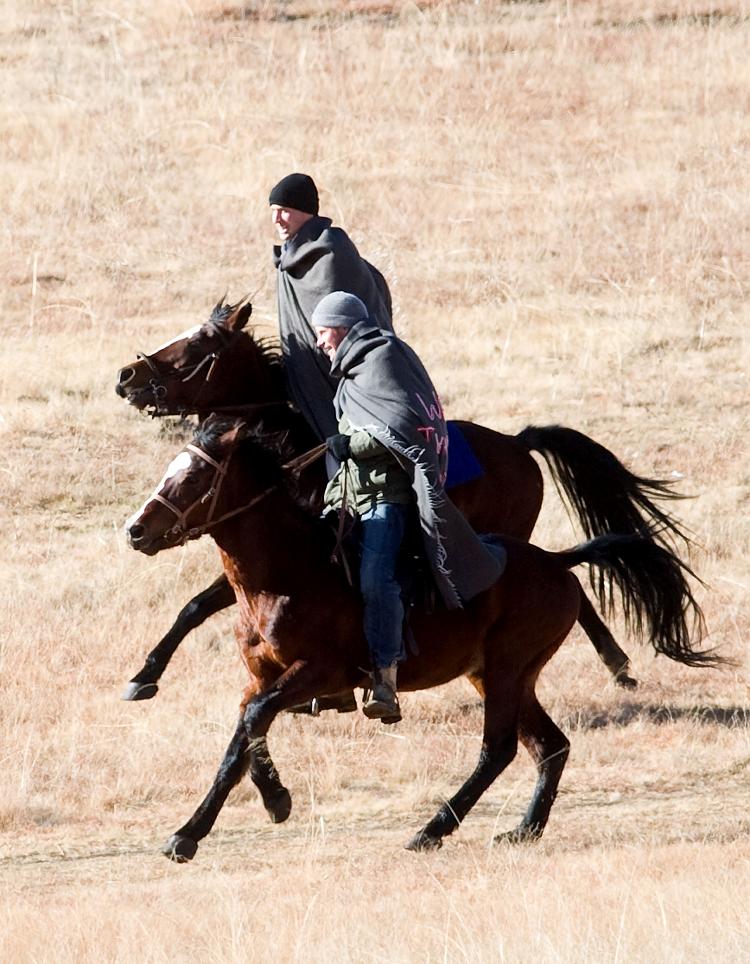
top-left (122, 573), bottom-right (235, 701)
top-left (577, 587), bottom-right (637, 689)
top-left (406, 684), bottom-right (519, 852)
top-left (495, 688), bottom-right (570, 844)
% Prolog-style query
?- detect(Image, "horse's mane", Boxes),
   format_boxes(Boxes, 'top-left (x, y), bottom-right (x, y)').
top-left (193, 417), bottom-right (321, 516)
top-left (206, 299), bottom-right (286, 398)
top-left (253, 335), bottom-right (285, 375)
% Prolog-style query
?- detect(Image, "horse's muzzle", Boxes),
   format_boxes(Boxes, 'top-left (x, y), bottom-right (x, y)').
top-left (127, 524), bottom-right (160, 555)
top-left (116, 365), bottom-right (137, 395)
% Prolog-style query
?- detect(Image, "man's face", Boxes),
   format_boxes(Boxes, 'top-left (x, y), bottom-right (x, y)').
top-left (270, 205), bottom-right (313, 242)
top-left (315, 326), bottom-right (349, 360)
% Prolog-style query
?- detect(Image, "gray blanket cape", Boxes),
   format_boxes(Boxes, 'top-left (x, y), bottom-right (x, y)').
top-left (274, 216), bottom-right (392, 441)
top-left (331, 322), bottom-right (503, 610)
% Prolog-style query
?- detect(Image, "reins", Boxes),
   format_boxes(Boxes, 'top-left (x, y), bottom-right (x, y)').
top-left (333, 465), bottom-right (355, 586)
top-left (177, 400), bottom-right (293, 419)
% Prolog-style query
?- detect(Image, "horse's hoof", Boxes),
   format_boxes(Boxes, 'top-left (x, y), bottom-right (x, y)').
top-left (614, 672), bottom-right (638, 690)
top-left (493, 826), bottom-right (541, 846)
top-left (121, 681), bottom-right (159, 701)
top-left (161, 834), bottom-right (198, 862)
top-left (405, 831), bottom-right (442, 853)
top-left (266, 787), bottom-right (292, 824)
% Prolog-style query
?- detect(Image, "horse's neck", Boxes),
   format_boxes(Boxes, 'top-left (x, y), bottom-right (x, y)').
top-left (237, 336), bottom-right (286, 404)
top-left (223, 337), bottom-right (321, 453)
top-left (211, 493), bottom-right (320, 598)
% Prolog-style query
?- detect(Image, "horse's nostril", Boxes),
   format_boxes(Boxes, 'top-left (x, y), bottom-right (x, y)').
top-left (117, 366), bottom-right (135, 388)
top-left (129, 524), bottom-right (144, 542)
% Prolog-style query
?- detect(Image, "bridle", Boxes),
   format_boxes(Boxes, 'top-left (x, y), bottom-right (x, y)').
top-left (136, 321), bottom-right (238, 411)
top-left (146, 441), bottom-right (327, 545)
top-left (135, 322), bottom-right (291, 420)
top-left (149, 444), bottom-right (234, 544)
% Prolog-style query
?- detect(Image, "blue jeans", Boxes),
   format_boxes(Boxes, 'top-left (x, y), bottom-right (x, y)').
top-left (359, 503), bottom-right (409, 669)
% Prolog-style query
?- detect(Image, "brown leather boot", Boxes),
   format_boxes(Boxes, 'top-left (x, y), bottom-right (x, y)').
top-left (362, 664), bottom-right (401, 724)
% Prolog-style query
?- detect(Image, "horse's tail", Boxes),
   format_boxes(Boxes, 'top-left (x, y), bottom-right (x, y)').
top-left (558, 534), bottom-right (717, 668)
top-left (516, 425), bottom-right (691, 548)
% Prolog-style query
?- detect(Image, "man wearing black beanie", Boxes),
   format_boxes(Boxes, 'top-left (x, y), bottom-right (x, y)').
top-left (269, 172), bottom-right (393, 442)
top-left (268, 172), bottom-right (320, 218)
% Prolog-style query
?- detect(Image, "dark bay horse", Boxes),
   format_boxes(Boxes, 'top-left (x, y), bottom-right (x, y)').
top-left (125, 417), bottom-right (713, 862)
top-left (116, 299), bottom-right (691, 698)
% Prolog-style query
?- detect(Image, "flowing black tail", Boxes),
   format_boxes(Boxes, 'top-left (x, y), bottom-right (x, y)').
top-left (559, 534), bottom-right (717, 668)
top-left (516, 425), bottom-right (691, 547)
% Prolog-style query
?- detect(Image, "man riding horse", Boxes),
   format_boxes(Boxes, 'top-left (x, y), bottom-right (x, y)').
top-left (269, 172), bottom-right (393, 442)
top-left (311, 292), bottom-right (503, 721)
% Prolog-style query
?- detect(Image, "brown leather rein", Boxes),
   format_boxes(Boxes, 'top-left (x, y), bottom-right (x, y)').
top-left (149, 441), bottom-right (327, 545)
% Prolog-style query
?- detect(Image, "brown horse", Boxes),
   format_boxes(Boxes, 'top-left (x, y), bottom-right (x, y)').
top-left (116, 299), bottom-right (691, 699)
top-left (125, 417), bottom-right (712, 862)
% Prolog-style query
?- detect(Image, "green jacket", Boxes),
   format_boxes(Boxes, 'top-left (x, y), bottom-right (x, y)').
top-left (324, 414), bottom-right (414, 514)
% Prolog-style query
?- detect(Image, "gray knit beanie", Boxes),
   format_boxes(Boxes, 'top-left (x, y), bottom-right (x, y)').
top-left (311, 291), bottom-right (369, 329)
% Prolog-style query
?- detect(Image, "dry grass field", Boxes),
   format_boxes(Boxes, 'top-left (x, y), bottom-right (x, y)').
top-left (2, 0), bottom-right (750, 960)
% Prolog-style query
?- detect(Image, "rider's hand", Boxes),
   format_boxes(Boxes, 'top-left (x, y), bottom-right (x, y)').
top-left (326, 433), bottom-right (351, 462)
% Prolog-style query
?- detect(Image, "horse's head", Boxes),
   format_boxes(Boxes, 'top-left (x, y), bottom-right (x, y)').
top-left (116, 299), bottom-right (282, 416)
top-left (125, 416), bottom-right (290, 555)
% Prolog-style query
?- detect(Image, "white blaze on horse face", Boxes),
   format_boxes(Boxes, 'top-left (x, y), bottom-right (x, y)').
top-left (125, 450), bottom-right (195, 531)
top-left (149, 325), bottom-right (202, 356)
top-left (160, 451), bottom-right (194, 485)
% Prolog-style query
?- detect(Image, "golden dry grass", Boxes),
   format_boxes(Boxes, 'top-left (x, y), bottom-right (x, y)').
top-left (2, 0), bottom-right (750, 961)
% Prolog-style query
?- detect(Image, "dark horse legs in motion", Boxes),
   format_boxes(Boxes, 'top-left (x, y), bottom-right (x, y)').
top-left (124, 418), bottom-right (712, 861)
top-left (121, 575), bottom-right (235, 701)
top-left (117, 300), bottom-right (691, 699)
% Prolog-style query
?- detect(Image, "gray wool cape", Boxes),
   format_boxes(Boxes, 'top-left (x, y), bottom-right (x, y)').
top-left (274, 215), bottom-right (393, 441)
top-left (330, 321), bottom-right (503, 610)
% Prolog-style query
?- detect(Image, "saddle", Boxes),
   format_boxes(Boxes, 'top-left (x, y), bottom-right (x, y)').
top-left (323, 506), bottom-right (437, 630)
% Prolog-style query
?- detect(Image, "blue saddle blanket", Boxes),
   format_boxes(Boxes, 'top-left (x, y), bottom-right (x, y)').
top-left (445, 420), bottom-right (484, 490)
top-left (479, 534), bottom-right (508, 577)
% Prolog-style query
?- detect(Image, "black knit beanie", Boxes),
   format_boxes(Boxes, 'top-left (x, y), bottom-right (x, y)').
top-left (268, 173), bottom-right (319, 215)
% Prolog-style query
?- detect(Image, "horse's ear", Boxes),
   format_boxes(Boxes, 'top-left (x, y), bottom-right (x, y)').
top-left (203, 415), bottom-right (250, 451)
top-left (222, 419), bottom-right (252, 447)
top-left (227, 300), bottom-right (252, 332)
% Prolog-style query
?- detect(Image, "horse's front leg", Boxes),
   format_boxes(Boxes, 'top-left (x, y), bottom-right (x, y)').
top-left (122, 573), bottom-right (235, 701)
top-left (162, 659), bottom-right (342, 863)
top-left (242, 659), bottom-right (348, 824)
top-left (162, 714), bottom-right (251, 863)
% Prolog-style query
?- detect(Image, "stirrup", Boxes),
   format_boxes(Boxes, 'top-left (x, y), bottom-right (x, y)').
top-left (287, 690), bottom-right (358, 716)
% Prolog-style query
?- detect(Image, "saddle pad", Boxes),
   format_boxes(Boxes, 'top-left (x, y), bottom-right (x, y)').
top-left (478, 534), bottom-right (508, 577)
top-left (445, 420), bottom-right (484, 490)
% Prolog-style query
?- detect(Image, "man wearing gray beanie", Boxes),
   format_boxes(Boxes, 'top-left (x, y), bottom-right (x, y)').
top-left (269, 173), bottom-right (393, 442)
top-left (312, 292), bottom-right (504, 723)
